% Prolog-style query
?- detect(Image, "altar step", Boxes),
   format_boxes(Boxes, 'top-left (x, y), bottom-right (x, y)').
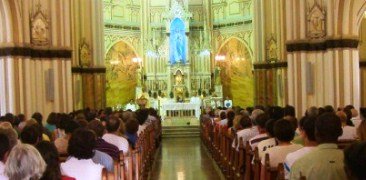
top-left (162, 126), bottom-right (200, 138)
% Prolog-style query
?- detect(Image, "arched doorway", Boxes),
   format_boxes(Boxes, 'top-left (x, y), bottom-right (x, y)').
top-left (105, 41), bottom-right (140, 108)
top-left (216, 38), bottom-right (254, 107)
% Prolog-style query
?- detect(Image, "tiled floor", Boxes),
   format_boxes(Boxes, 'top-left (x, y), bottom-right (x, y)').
top-left (149, 138), bottom-right (224, 180)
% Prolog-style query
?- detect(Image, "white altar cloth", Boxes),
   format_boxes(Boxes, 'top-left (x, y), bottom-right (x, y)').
top-left (161, 102), bottom-right (201, 120)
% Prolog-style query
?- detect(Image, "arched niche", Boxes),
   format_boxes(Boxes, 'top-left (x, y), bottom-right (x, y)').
top-left (105, 40), bottom-right (140, 107)
top-left (216, 37), bottom-right (254, 107)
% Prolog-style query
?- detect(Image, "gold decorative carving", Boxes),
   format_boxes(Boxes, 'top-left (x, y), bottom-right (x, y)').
top-left (79, 38), bottom-right (92, 67)
top-left (30, 2), bottom-right (50, 46)
top-left (266, 34), bottom-right (278, 62)
top-left (307, 2), bottom-right (326, 39)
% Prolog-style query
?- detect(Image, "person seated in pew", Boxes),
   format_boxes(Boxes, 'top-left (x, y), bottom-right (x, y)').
top-left (20, 124), bottom-right (42, 146)
top-left (102, 116), bottom-right (130, 154)
top-left (260, 119), bottom-right (302, 179)
top-left (136, 109), bottom-right (150, 136)
top-left (87, 120), bottom-right (120, 160)
top-left (284, 116), bottom-right (317, 179)
top-left (54, 119), bottom-right (80, 155)
top-left (36, 141), bottom-right (76, 180)
top-left (350, 108), bottom-right (362, 129)
top-left (344, 142), bottom-right (366, 180)
top-left (249, 109), bottom-right (264, 135)
top-left (125, 119), bottom-right (139, 149)
top-left (290, 113), bottom-right (347, 180)
top-left (216, 110), bottom-right (228, 127)
top-left (257, 119), bottom-right (278, 159)
top-left (0, 134), bottom-right (10, 180)
top-left (336, 111), bottom-right (357, 140)
top-left (249, 113), bottom-right (270, 150)
top-left (225, 110), bottom-right (235, 130)
top-left (283, 105), bottom-right (296, 121)
top-left (0, 123), bottom-right (19, 150)
top-left (61, 128), bottom-right (105, 180)
top-left (5, 143), bottom-right (46, 180)
top-left (232, 115), bottom-right (257, 150)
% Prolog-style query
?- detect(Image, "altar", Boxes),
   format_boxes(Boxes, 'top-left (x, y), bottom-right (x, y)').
top-left (133, 0), bottom-right (223, 118)
top-left (161, 102), bottom-right (200, 120)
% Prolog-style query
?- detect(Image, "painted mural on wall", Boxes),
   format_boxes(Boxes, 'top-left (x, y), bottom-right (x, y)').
top-left (105, 41), bottom-right (139, 107)
top-left (217, 38), bottom-right (254, 107)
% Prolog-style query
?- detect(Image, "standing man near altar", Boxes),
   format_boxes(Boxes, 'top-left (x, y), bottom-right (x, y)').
top-left (190, 92), bottom-right (202, 107)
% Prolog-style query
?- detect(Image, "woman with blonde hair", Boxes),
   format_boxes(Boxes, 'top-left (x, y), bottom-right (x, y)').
top-left (5, 143), bottom-right (46, 180)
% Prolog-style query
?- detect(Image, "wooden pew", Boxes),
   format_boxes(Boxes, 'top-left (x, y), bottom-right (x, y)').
top-left (222, 129), bottom-right (234, 178)
top-left (229, 134), bottom-right (238, 179)
top-left (102, 168), bottom-right (115, 180)
top-left (263, 154), bottom-right (285, 180)
top-left (244, 141), bottom-right (253, 180)
top-left (252, 147), bottom-right (261, 180)
top-left (234, 137), bottom-right (244, 179)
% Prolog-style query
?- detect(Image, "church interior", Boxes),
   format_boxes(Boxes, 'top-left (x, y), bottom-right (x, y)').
top-left (1, 0), bottom-right (366, 179)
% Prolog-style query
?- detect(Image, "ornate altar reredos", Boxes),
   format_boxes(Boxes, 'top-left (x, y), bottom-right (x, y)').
top-left (140, 0), bottom-right (215, 101)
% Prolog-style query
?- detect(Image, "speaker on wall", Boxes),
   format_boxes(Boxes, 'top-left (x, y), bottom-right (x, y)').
top-left (45, 69), bottom-right (55, 101)
top-left (306, 62), bottom-right (314, 95)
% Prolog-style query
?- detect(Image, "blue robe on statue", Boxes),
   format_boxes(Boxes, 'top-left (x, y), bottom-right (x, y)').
top-left (170, 18), bottom-right (186, 65)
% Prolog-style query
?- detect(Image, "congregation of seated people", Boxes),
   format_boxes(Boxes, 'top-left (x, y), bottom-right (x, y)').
top-left (0, 107), bottom-right (161, 180)
top-left (201, 104), bottom-right (366, 180)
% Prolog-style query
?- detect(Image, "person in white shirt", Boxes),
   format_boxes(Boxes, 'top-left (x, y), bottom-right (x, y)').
top-left (224, 96), bottom-right (233, 109)
top-left (102, 116), bottom-right (130, 154)
top-left (261, 119), bottom-right (302, 180)
top-left (232, 115), bottom-right (257, 150)
top-left (284, 116), bottom-right (317, 179)
top-left (350, 108), bottom-right (362, 128)
top-left (61, 129), bottom-right (103, 180)
top-left (257, 119), bottom-right (278, 159)
top-left (190, 93), bottom-right (201, 106)
top-left (249, 113), bottom-right (270, 150)
top-left (336, 111), bottom-right (357, 140)
top-left (125, 99), bottom-right (137, 111)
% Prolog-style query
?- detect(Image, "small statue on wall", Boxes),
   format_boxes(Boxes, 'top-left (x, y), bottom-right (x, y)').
top-left (266, 35), bottom-right (278, 62)
top-left (307, 2), bottom-right (326, 39)
top-left (79, 38), bottom-right (92, 67)
top-left (30, 3), bottom-right (50, 46)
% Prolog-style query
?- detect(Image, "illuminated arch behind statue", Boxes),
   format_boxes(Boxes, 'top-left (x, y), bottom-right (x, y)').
top-left (217, 37), bottom-right (254, 107)
top-left (169, 18), bottom-right (187, 65)
top-left (105, 40), bottom-right (139, 108)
